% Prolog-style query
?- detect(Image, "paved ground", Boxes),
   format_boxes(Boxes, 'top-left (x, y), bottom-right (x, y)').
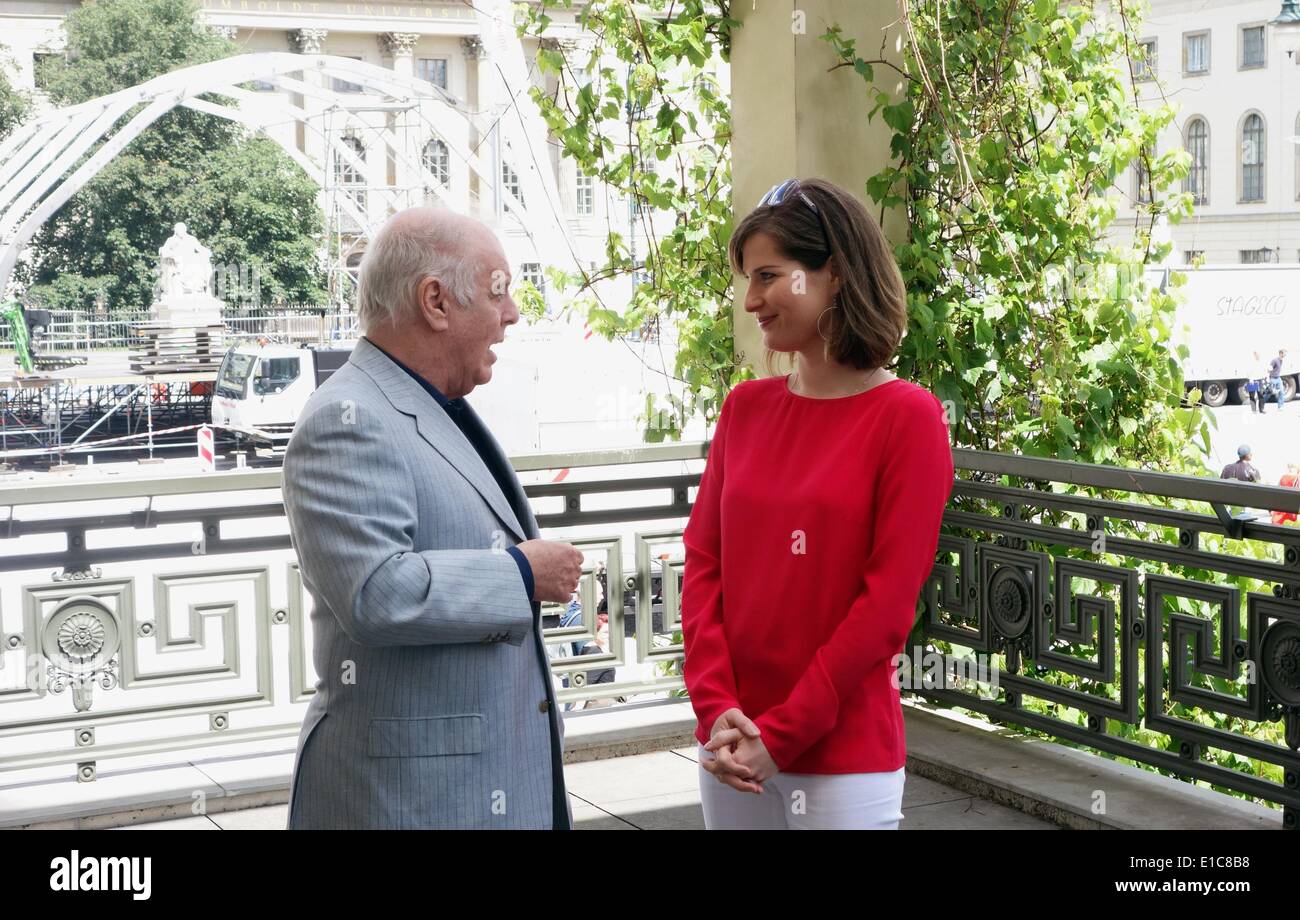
top-left (113, 746), bottom-right (1058, 830)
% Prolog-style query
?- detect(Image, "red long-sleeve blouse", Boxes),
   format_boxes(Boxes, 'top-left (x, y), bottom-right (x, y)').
top-left (681, 374), bottom-right (955, 774)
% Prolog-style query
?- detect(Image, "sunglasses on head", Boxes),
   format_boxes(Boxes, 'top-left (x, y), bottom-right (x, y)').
top-left (759, 178), bottom-right (819, 211)
top-left (758, 178), bottom-right (829, 244)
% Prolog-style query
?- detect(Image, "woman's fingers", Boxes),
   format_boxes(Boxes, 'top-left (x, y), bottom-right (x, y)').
top-left (701, 749), bottom-right (762, 793)
top-left (717, 772), bottom-right (763, 794)
top-left (729, 711), bottom-right (762, 738)
top-left (704, 728), bottom-right (746, 751)
top-left (713, 744), bottom-right (753, 779)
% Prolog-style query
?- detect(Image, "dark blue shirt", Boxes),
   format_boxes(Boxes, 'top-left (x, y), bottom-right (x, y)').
top-left (363, 337), bottom-right (534, 601)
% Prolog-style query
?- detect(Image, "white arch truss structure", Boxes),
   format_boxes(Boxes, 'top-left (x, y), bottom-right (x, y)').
top-left (0, 29), bottom-right (582, 300)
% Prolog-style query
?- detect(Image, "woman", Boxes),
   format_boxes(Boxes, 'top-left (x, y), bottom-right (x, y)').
top-left (681, 177), bottom-right (954, 830)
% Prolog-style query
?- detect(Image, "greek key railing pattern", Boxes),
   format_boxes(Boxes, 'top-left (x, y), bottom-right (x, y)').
top-left (923, 450), bottom-right (1300, 828)
top-left (1, 442), bottom-right (1298, 827)
top-left (0, 444), bottom-right (702, 785)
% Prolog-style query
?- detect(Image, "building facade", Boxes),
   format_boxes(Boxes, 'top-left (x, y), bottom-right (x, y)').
top-left (0, 0), bottom-right (669, 310)
top-left (1110, 0), bottom-right (1300, 264)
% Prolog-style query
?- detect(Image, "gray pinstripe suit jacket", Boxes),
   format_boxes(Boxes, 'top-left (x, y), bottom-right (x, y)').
top-left (282, 336), bottom-right (570, 829)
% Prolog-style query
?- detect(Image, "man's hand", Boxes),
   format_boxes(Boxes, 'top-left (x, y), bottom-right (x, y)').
top-left (514, 539), bottom-right (583, 603)
top-left (700, 708), bottom-right (765, 794)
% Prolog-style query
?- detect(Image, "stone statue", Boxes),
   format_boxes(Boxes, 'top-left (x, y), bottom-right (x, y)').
top-left (150, 222), bottom-right (222, 326)
top-left (156, 222), bottom-right (213, 298)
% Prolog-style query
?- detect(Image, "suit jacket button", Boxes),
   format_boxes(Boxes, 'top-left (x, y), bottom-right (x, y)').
top-left (538, 699), bottom-right (551, 713)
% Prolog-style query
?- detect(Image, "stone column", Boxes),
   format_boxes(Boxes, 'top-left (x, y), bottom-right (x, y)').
top-left (729, 1), bottom-right (906, 376)
top-left (462, 35), bottom-right (490, 218)
top-left (381, 31), bottom-right (420, 78)
top-left (289, 28), bottom-right (328, 55)
top-left (381, 32), bottom-right (421, 204)
top-left (287, 28), bottom-right (330, 162)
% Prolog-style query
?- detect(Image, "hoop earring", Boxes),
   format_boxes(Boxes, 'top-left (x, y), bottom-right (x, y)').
top-left (816, 295), bottom-right (839, 342)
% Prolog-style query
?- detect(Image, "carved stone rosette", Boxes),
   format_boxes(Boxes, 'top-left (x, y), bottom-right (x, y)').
top-left (41, 597), bottom-right (122, 713)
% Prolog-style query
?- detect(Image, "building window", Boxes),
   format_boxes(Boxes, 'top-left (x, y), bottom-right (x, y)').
top-left (422, 138), bottom-right (450, 187)
top-left (1184, 250), bottom-right (1204, 264)
top-left (1241, 112), bottom-right (1265, 202)
top-left (334, 135), bottom-right (367, 212)
top-left (1183, 31), bottom-right (1209, 75)
top-left (1134, 145), bottom-right (1154, 204)
top-left (1185, 117), bottom-right (1208, 205)
top-left (1241, 25), bottom-right (1266, 69)
top-left (519, 262), bottom-right (544, 289)
top-left (331, 56), bottom-right (364, 93)
top-left (1134, 38), bottom-right (1156, 80)
top-left (1240, 247), bottom-right (1276, 264)
top-left (417, 58), bottom-right (448, 89)
top-left (501, 159), bottom-right (524, 208)
top-left (575, 170), bottom-right (594, 216)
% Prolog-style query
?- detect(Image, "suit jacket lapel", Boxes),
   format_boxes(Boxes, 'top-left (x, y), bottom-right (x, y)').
top-left (348, 338), bottom-right (528, 544)
top-left (454, 399), bottom-right (540, 541)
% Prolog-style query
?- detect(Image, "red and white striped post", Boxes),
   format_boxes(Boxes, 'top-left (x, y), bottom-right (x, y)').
top-left (197, 425), bottom-right (215, 473)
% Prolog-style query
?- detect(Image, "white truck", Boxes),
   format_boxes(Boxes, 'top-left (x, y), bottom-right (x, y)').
top-left (211, 342), bottom-right (351, 446)
top-left (210, 340), bottom-right (541, 452)
top-left (1166, 265), bottom-right (1300, 407)
top-left (207, 319), bottom-right (702, 458)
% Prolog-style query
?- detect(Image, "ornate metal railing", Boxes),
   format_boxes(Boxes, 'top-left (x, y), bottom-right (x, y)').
top-left (0, 441), bottom-right (1297, 827)
top-left (0, 443), bottom-right (703, 785)
top-left (925, 449), bottom-right (1300, 828)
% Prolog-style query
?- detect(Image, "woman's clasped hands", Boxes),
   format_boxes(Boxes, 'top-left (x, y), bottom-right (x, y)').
top-left (701, 707), bottom-right (779, 793)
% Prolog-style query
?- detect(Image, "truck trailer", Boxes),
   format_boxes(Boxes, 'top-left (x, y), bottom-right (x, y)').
top-left (1167, 265), bottom-right (1300, 407)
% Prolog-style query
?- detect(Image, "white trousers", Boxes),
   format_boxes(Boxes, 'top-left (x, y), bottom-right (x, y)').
top-left (697, 743), bottom-right (905, 830)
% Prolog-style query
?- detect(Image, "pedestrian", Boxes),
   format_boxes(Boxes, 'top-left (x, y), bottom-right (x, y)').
top-left (1267, 349), bottom-right (1286, 412)
top-left (1245, 377), bottom-right (1262, 413)
top-left (1220, 444), bottom-right (1262, 483)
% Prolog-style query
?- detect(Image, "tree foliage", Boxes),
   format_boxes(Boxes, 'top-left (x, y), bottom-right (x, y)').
top-left (522, 0), bottom-right (1209, 473)
top-left (827, 0), bottom-right (1207, 469)
top-left (520, 0), bottom-right (742, 441)
top-left (0, 46), bottom-right (30, 141)
top-left (16, 0), bottom-right (327, 312)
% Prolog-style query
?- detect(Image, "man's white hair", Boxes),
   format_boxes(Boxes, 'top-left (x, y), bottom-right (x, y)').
top-left (356, 208), bottom-right (480, 332)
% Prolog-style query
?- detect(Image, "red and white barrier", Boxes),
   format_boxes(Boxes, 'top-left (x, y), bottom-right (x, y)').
top-left (197, 425), bottom-right (215, 473)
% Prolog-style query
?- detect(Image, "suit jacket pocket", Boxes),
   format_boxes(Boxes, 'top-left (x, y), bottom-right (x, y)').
top-left (367, 714), bottom-right (486, 757)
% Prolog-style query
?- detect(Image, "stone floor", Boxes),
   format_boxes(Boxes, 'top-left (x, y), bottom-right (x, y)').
top-left (113, 745), bottom-right (1059, 830)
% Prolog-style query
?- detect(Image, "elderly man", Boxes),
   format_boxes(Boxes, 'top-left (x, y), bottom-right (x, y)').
top-left (282, 207), bottom-right (583, 829)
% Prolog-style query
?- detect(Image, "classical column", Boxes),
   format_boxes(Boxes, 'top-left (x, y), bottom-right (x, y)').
top-left (380, 32), bottom-right (420, 78)
top-left (381, 33), bottom-right (421, 204)
top-left (729, 1), bottom-right (906, 376)
top-left (287, 30), bottom-right (331, 209)
top-left (462, 35), bottom-right (489, 217)
top-left (288, 28), bottom-right (329, 55)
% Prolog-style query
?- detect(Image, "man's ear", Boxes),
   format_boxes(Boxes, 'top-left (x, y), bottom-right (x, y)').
top-left (417, 275), bottom-right (451, 332)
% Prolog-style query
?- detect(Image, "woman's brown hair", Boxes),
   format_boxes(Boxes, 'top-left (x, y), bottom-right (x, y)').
top-left (728, 177), bottom-right (907, 376)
